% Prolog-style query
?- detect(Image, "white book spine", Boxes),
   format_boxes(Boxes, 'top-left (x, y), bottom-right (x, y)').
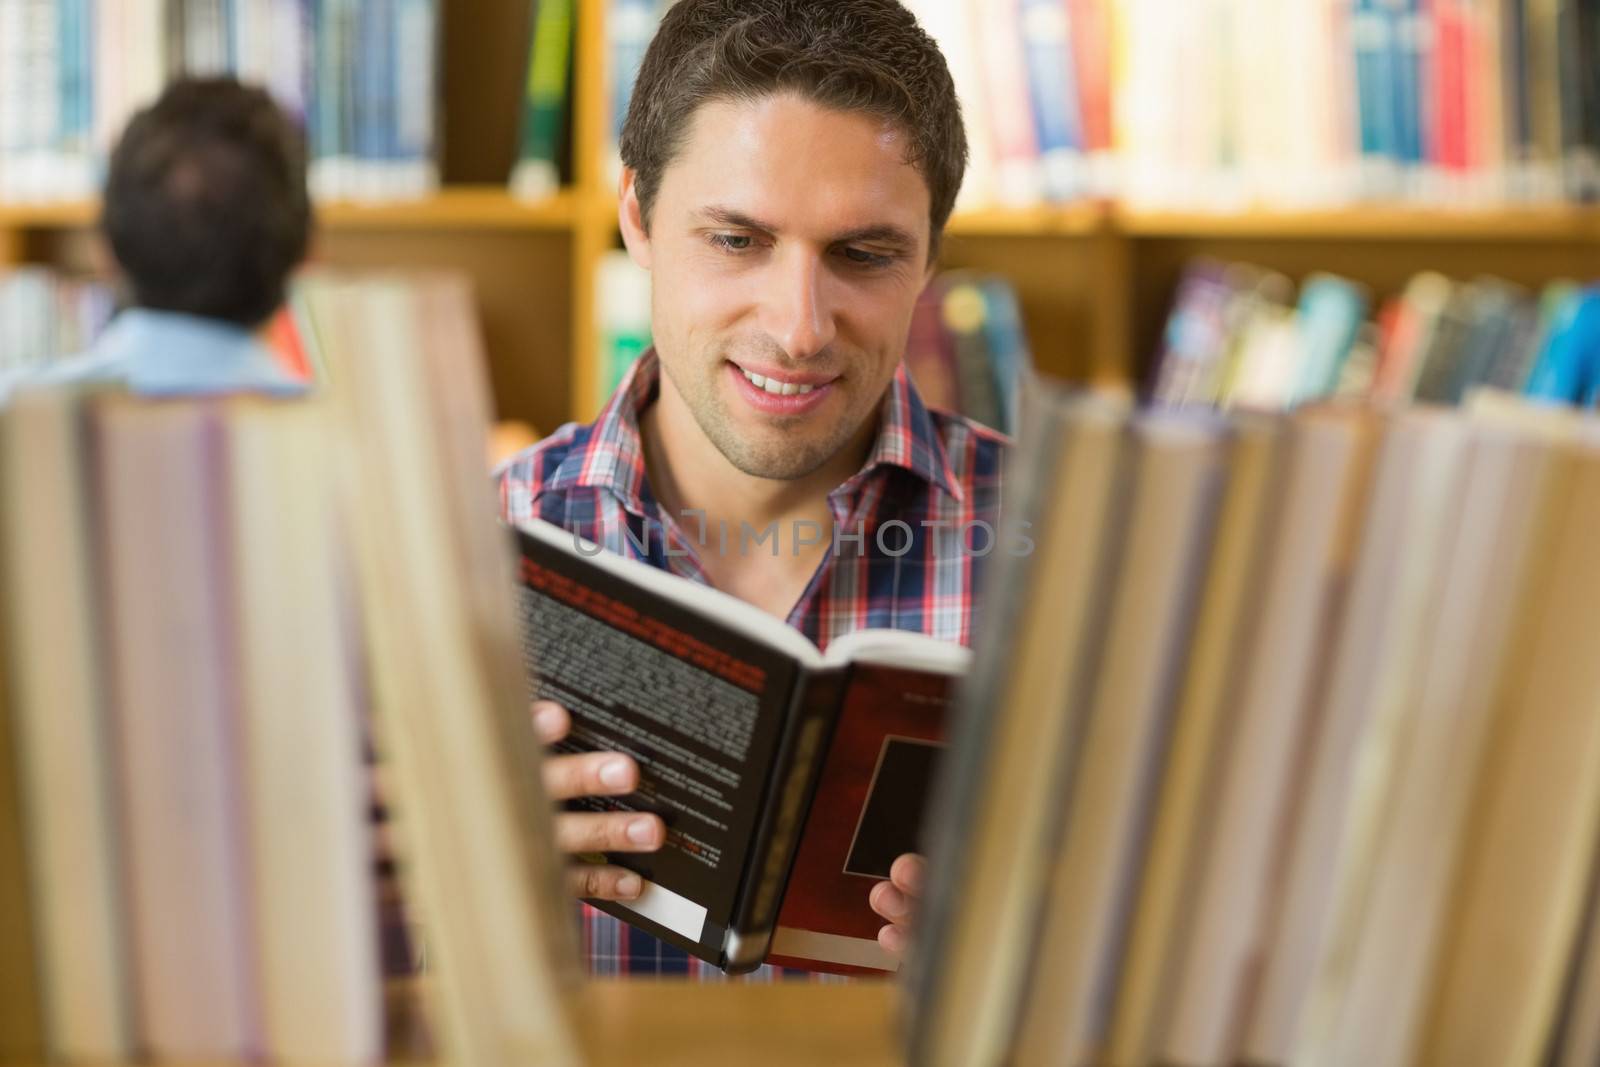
top-left (98, 406), bottom-right (259, 1061)
top-left (2, 397), bottom-right (132, 1061)
top-left (230, 411), bottom-right (382, 1065)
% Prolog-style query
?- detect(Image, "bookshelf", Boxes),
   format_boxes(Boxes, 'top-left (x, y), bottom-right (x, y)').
top-left (8, 3), bottom-right (1600, 426)
top-left (16, 981), bottom-right (902, 1067)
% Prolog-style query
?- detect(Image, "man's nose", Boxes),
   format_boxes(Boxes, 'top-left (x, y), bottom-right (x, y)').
top-left (763, 248), bottom-right (838, 361)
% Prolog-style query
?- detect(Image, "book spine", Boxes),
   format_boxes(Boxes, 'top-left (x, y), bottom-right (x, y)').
top-left (0, 537), bottom-right (45, 1060)
top-left (906, 0), bottom-right (996, 209)
top-left (392, 0), bottom-right (438, 196)
top-left (724, 670), bottom-right (849, 973)
top-left (0, 394), bottom-right (131, 1060)
top-left (20, 0), bottom-right (61, 201)
top-left (1068, 0), bottom-right (1113, 164)
top-left (1557, 0), bottom-right (1596, 198)
top-left (976, 0), bottom-right (1042, 207)
top-left (1391, 0), bottom-right (1429, 187)
top-left (1018, 0), bottom-right (1086, 201)
top-left (512, 0), bottom-right (573, 199)
top-left (1353, 0), bottom-right (1400, 192)
top-left (1432, 0), bottom-right (1469, 177)
top-left (606, 0), bottom-right (657, 189)
top-left (309, 0), bottom-right (348, 199)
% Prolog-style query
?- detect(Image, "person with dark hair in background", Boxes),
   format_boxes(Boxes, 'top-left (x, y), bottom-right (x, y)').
top-left (499, 0), bottom-right (1007, 979)
top-left (1, 77), bottom-right (310, 399)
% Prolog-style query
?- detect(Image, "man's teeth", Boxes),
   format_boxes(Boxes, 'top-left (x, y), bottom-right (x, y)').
top-left (741, 368), bottom-right (815, 396)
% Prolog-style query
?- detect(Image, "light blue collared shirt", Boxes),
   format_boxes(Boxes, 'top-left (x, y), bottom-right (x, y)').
top-left (0, 307), bottom-right (305, 402)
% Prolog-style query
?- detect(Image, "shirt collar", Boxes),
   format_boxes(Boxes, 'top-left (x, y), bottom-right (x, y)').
top-left (94, 308), bottom-right (303, 398)
top-left (546, 348), bottom-right (963, 512)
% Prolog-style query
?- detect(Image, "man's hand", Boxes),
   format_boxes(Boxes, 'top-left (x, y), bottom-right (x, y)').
top-left (868, 853), bottom-right (925, 960)
top-left (533, 700), bottom-right (665, 902)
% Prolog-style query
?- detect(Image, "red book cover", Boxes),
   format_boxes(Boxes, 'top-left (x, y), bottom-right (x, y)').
top-left (766, 663), bottom-right (956, 975)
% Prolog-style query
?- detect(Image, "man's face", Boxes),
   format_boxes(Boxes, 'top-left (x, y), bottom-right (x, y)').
top-left (624, 93), bottom-right (933, 481)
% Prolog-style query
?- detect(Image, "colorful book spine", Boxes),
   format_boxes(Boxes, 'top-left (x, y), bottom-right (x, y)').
top-left (512, 0), bottom-right (575, 200)
top-left (606, 0), bottom-right (658, 187)
top-left (1018, 0), bottom-right (1087, 201)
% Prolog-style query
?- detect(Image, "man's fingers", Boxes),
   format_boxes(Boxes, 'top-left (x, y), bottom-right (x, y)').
top-left (531, 700), bottom-right (571, 744)
top-left (542, 751), bottom-right (639, 801)
top-left (878, 923), bottom-right (908, 958)
top-left (890, 853), bottom-right (926, 895)
top-left (554, 811), bottom-right (665, 854)
top-left (870, 880), bottom-right (910, 922)
top-left (567, 863), bottom-right (645, 901)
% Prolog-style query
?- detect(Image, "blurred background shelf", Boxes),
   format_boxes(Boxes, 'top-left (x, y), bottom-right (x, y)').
top-left (6, 0), bottom-right (1600, 435)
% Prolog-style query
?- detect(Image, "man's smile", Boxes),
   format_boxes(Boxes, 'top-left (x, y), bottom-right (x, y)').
top-left (726, 360), bottom-right (839, 415)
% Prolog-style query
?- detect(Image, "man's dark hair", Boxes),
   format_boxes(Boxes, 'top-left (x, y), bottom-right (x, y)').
top-left (102, 77), bottom-right (311, 328)
top-left (620, 0), bottom-right (967, 259)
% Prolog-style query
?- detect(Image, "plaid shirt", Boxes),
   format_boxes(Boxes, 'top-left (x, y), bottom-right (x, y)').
top-left (497, 350), bottom-right (1008, 978)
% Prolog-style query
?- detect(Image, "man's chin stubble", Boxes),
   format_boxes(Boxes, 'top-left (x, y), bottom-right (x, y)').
top-left (711, 426), bottom-right (843, 481)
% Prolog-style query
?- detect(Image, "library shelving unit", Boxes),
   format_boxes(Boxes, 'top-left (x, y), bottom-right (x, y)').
top-left (7, 0), bottom-right (1600, 431)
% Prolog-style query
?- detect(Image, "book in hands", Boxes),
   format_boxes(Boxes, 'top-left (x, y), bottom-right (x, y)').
top-left (513, 518), bottom-right (968, 974)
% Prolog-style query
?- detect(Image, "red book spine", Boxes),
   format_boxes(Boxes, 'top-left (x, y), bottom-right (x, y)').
top-left (1068, 0), bottom-right (1112, 154)
top-left (1432, 0), bottom-right (1470, 170)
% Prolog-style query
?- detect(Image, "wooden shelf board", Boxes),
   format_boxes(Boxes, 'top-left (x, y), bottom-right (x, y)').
top-left (8, 192), bottom-right (1600, 242)
top-left (0, 200), bottom-right (98, 227)
top-left (946, 202), bottom-right (1109, 236)
top-left (1115, 204), bottom-right (1600, 241)
top-left (317, 187), bottom-right (583, 230)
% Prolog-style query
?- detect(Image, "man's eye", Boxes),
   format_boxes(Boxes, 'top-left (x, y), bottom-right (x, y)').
top-left (842, 247), bottom-right (893, 269)
top-left (709, 233), bottom-right (755, 252)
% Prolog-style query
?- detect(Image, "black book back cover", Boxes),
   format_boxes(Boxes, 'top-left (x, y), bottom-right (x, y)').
top-left (514, 526), bottom-right (806, 967)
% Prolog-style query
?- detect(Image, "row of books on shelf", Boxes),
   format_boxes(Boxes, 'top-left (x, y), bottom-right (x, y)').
top-left (0, 268), bottom-right (113, 373)
top-left (0, 266), bottom-right (321, 390)
top-left (0, 270), bottom-right (587, 1065)
top-left (1152, 259), bottom-right (1600, 411)
top-left (9, 0), bottom-right (1600, 211)
top-left (603, 0), bottom-right (1600, 210)
top-left (909, 385), bottom-right (1600, 1067)
top-left (0, 0), bottom-right (441, 204)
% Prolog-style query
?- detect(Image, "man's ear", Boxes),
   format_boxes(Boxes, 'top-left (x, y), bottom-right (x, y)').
top-left (618, 168), bottom-right (653, 271)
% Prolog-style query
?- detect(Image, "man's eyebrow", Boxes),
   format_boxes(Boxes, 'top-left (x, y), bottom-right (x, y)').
top-left (830, 224), bottom-right (919, 251)
top-left (696, 206), bottom-right (777, 233)
top-left (695, 206), bottom-right (918, 251)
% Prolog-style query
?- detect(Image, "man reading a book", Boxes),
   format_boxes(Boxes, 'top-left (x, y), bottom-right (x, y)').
top-left (500, 0), bottom-right (1006, 977)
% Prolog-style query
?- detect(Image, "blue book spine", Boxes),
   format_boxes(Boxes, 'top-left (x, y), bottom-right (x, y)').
top-left (311, 0), bottom-right (341, 167)
top-left (58, 0), bottom-right (90, 154)
top-left (354, 0), bottom-right (394, 174)
top-left (1389, 0), bottom-right (1425, 166)
top-left (392, 0), bottom-right (436, 174)
top-left (1295, 276), bottom-right (1369, 402)
top-left (977, 278), bottom-right (1034, 437)
top-left (1524, 288), bottom-right (1595, 403)
top-left (1018, 0), bottom-right (1084, 198)
top-left (609, 0), bottom-right (657, 149)
top-left (1352, 0), bottom-right (1397, 162)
